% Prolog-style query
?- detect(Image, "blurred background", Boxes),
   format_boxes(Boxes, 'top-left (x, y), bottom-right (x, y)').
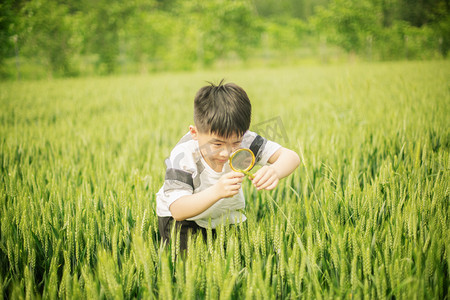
top-left (1, 0), bottom-right (449, 79)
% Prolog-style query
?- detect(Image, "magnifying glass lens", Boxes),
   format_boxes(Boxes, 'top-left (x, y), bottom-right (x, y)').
top-left (231, 150), bottom-right (254, 171)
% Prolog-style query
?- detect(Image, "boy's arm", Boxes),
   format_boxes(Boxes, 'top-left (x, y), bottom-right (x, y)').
top-left (251, 147), bottom-right (300, 190)
top-left (169, 171), bottom-right (244, 221)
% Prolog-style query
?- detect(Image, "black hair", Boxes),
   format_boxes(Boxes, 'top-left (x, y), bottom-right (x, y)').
top-left (194, 79), bottom-right (251, 138)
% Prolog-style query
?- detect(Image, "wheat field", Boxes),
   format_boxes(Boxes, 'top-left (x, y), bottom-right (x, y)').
top-left (0, 61), bottom-right (449, 299)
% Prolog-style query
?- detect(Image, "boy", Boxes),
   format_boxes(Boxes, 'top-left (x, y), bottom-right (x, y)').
top-left (156, 80), bottom-right (300, 250)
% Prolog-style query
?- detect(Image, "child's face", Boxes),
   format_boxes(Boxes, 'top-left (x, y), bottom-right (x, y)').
top-left (190, 126), bottom-right (243, 172)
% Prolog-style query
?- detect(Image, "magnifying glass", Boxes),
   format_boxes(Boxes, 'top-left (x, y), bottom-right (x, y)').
top-left (229, 148), bottom-right (255, 179)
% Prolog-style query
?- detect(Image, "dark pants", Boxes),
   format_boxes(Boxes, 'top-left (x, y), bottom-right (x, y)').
top-left (158, 216), bottom-right (215, 251)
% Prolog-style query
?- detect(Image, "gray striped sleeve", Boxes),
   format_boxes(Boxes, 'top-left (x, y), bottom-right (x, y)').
top-left (249, 134), bottom-right (268, 164)
top-left (164, 168), bottom-right (194, 193)
top-left (242, 130), bottom-right (281, 165)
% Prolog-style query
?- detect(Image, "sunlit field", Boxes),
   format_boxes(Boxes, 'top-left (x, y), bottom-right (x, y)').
top-left (1, 61), bottom-right (449, 298)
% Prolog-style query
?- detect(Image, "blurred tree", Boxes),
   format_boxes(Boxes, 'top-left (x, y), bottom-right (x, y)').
top-left (313, 0), bottom-right (381, 54)
top-left (0, 0), bottom-right (17, 76)
top-left (123, 0), bottom-right (175, 71)
top-left (1, 0), bottom-right (447, 78)
top-left (174, 0), bottom-right (260, 67)
top-left (397, 0), bottom-right (446, 27)
top-left (252, 0), bottom-right (330, 20)
top-left (380, 0), bottom-right (397, 27)
top-left (314, 0), bottom-right (447, 59)
top-left (262, 18), bottom-right (309, 52)
top-left (154, 0), bottom-right (178, 11)
top-left (395, 0), bottom-right (450, 57)
top-left (83, 0), bottom-right (122, 74)
top-left (433, 10), bottom-right (450, 56)
top-left (20, 0), bottom-right (78, 76)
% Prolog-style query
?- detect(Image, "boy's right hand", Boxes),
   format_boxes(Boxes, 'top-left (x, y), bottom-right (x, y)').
top-left (213, 171), bottom-right (244, 198)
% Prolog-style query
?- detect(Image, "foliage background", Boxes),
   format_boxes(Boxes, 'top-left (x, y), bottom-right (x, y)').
top-left (1, 0), bottom-right (449, 79)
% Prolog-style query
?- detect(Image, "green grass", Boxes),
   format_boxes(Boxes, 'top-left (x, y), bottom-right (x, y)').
top-left (1, 60), bottom-right (449, 299)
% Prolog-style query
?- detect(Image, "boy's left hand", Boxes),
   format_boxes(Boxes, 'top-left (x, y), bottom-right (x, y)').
top-left (251, 166), bottom-right (279, 190)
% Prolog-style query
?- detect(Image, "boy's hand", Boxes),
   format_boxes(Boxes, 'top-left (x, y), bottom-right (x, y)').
top-left (213, 171), bottom-right (245, 198)
top-left (251, 166), bottom-right (279, 190)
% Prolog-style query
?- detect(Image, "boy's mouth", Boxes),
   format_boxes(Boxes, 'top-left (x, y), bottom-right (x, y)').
top-left (216, 157), bottom-right (230, 164)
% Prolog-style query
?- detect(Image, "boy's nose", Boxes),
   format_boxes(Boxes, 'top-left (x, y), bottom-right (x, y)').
top-left (220, 145), bottom-right (233, 157)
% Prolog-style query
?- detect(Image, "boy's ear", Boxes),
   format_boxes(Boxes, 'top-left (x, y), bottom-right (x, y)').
top-left (189, 125), bottom-right (198, 140)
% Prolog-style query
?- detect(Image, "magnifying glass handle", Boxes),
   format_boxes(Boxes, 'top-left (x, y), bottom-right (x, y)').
top-left (242, 170), bottom-right (254, 179)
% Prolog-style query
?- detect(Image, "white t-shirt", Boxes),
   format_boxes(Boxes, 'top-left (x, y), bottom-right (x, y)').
top-left (156, 130), bottom-right (281, 228)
